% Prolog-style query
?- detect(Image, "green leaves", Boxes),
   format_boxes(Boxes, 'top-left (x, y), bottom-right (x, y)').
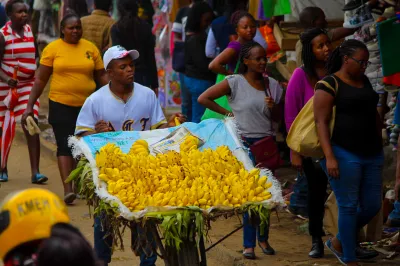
top-left (242, 204), bottom-right (271, 236)
top-left (151, 209), bottom-right (204, 251)
top-left (65, 165), bottom-right (84, 183)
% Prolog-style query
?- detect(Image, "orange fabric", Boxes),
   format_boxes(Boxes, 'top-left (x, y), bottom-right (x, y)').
top-left (259, 25), bottom-right (280, 57)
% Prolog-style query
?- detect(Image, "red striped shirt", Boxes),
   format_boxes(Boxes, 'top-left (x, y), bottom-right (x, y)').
top-left (0, 22), bottom-right (36, 82)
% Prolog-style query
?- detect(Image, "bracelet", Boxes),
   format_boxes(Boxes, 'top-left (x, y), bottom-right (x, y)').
top-left (226, 112), bottom-right (234, 117)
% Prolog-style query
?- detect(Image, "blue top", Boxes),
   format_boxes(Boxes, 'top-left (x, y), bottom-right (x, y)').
top-left (210, 16), bottom-right (235, 53)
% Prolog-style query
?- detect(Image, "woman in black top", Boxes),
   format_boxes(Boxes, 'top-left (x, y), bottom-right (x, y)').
top-left (314, 40), bottom-right (383, 266)
top-left (184, 2), bottom-right (215, 123)
top-left (111, 0), bottom-right (158, 91)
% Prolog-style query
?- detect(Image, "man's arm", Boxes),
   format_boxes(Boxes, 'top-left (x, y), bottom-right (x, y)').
top-left (329, 27), bottom-right (357, 42)
top-left (75, 98), bottom-right (100, 136)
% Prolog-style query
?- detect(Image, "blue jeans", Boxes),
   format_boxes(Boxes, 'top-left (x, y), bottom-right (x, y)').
top-left (243, 212), bottom-right (269, 248)
top-left (179, 73), bottom-right (192, 122)
top-left (242, 137), bottom-right (270, 248)
top-left (321, 145), bottom-right (383, 263)
top-left (184, 75), bottom-right (214, 123)
top-left (94, 215), bottom-right (157, 266)
top-left (389, 201), bottom-right (400, 220)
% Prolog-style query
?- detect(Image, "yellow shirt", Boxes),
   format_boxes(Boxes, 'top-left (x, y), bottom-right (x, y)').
top-left (40, 38), bottom-right (104, 107)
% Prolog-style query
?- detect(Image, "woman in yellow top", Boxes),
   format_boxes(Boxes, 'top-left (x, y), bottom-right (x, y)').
top-left (23, 13), bottom-right (107, 204)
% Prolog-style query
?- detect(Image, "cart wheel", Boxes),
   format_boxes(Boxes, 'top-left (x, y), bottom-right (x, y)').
top-left (177, 238), bottom-right (200, 266)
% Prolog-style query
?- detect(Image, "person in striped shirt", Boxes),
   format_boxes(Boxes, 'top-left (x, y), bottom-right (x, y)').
top-left (0, 0), bottom-right (46, 183)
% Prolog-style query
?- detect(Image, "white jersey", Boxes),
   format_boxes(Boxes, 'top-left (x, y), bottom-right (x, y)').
top-left (75, 83), bottom-right (166, 135)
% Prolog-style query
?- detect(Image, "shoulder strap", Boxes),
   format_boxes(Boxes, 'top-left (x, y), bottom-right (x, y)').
top-left (264, 76), bottom-right (272, 97)
top-left (234, 60), bottom-right (240, 73)
top-left (316, 75), bottom-right (339, 96)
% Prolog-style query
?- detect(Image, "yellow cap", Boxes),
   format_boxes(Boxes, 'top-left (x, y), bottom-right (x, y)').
top-left (0, 188), bottom-right (70, 260)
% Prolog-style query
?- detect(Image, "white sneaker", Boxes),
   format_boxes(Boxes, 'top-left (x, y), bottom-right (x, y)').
top-left (343, 5), bottom-right (374, 28)
top-left (367, 41), bottom-right (379, 51)
top-left (370, 56), bottom-right (381, 64)
top-left (384, 0), bottom-right (397, 7)
top-left (367, 67), bottom-right (383, 79)
top-left (382, 7), bottom-right (395, 18)
top-left (366, 63), bottom-right (381, 74)
top-left (374, 83), bottom-right (385, 93)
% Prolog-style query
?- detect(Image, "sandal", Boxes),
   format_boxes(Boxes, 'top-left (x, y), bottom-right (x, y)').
top-left (64, 193), bottom-right (77, 205)
top-left (32, 173), bottom-right (48, 184)
top-left (0, 169), bottom-right (8, 182)
top-left (242, 250), bottom-right (256, 260)
top-left (258, 241), bottom-right (276, 255)
top-left (325, 239), bottom-right (346, 265)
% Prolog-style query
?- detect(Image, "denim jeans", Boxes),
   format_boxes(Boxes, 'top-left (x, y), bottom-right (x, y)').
top-left (94, 215), bottom-right (157, 266)
top-left (389, 201), bottom-right (400, 220)
top-left (321, 145), bottom-right (383, 263)
top-left (242, 136), bottom-right (270, 248)
top-left (184, 75), bottom-right (214, 123)
top-left (243, 212), bottom-right (269, 248)
top-left (179, 73), bottom-right (192, 122)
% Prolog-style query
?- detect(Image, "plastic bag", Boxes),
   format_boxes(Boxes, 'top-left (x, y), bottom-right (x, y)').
top-left (201, 62), bottom-right (239, 121)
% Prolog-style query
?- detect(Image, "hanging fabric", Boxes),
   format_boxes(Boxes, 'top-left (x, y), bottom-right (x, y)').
top-left (262, 0), bottom-right (292, 18)
top-left (377, 17), bottom-right (400, 86)
top-left (248, 0), bottom-right (260, 19)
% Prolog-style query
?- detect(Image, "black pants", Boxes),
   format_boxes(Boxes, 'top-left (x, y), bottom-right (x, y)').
top-left (48, 100), bottom-right (81, 157)
top-left (303, 158), bottom-right (328, 237)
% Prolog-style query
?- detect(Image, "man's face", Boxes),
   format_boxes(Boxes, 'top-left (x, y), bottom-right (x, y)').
top-left (107, 56), bottom-right (135, 85)
top-left (314, 11), bottom-right (328, 29)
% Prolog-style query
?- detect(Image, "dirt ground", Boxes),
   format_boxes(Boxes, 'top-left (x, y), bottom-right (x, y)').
top-left (1, 136), bottom-right (399, 266)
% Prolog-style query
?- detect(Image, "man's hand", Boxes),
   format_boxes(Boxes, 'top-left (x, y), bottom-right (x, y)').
top-left (95, 120), bottom-right (110, 133)
top-left (7, 78), bottom-right (18, 88)
top-left (167, 113), bottom-right (186, 127)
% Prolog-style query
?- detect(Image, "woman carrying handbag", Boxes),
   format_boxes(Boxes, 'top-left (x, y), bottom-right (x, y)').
top-left (198, 41), bottom-right (283, 259)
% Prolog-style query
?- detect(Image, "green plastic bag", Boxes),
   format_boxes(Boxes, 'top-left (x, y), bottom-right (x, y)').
top-left (200, 75), bottom-right (232, 120)
top-left (201, 62), bottom-right (239, 121)
top-left (262, 0), bottom-right (291, 18)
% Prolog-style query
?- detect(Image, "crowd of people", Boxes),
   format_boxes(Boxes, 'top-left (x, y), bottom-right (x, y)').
top-left (1, 0), bottom-right (400, 266)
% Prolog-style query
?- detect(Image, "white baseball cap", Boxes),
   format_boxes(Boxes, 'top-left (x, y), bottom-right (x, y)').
top-left (103, 45), bottom-right (140, 70)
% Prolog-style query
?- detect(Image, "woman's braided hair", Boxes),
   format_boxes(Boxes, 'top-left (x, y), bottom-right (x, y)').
top-left (237, 41), bottom-right (263, 74)
top-left (326, 39), bottom-right (368, 74)
top-left (230, 10), bottom-right (256, 29)
top-left (300, 28), bottom-right (328, 82)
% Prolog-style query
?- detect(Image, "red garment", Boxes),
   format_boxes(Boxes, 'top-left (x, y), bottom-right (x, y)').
top-left (0, 22), bottom-right (39, 169)
top-left (384, 73), bottom-right (400, 87)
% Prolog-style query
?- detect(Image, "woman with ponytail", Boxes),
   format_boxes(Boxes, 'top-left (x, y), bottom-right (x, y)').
top-left (285, 28), bottom-right (332, 259)
top-left (199, 41), bottom-right (283, 259)
top-left (314, 39), bottom-right (383, 266)
top-left (202, 11), bottom-right (260, 120)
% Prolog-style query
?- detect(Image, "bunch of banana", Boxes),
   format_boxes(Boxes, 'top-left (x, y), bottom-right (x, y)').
top-left (129, 139), bottom-right (149, 156)
top-left (180, 135), bottom-right (199, 153)
top-left (95, 138), bottom-right (273, 212)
